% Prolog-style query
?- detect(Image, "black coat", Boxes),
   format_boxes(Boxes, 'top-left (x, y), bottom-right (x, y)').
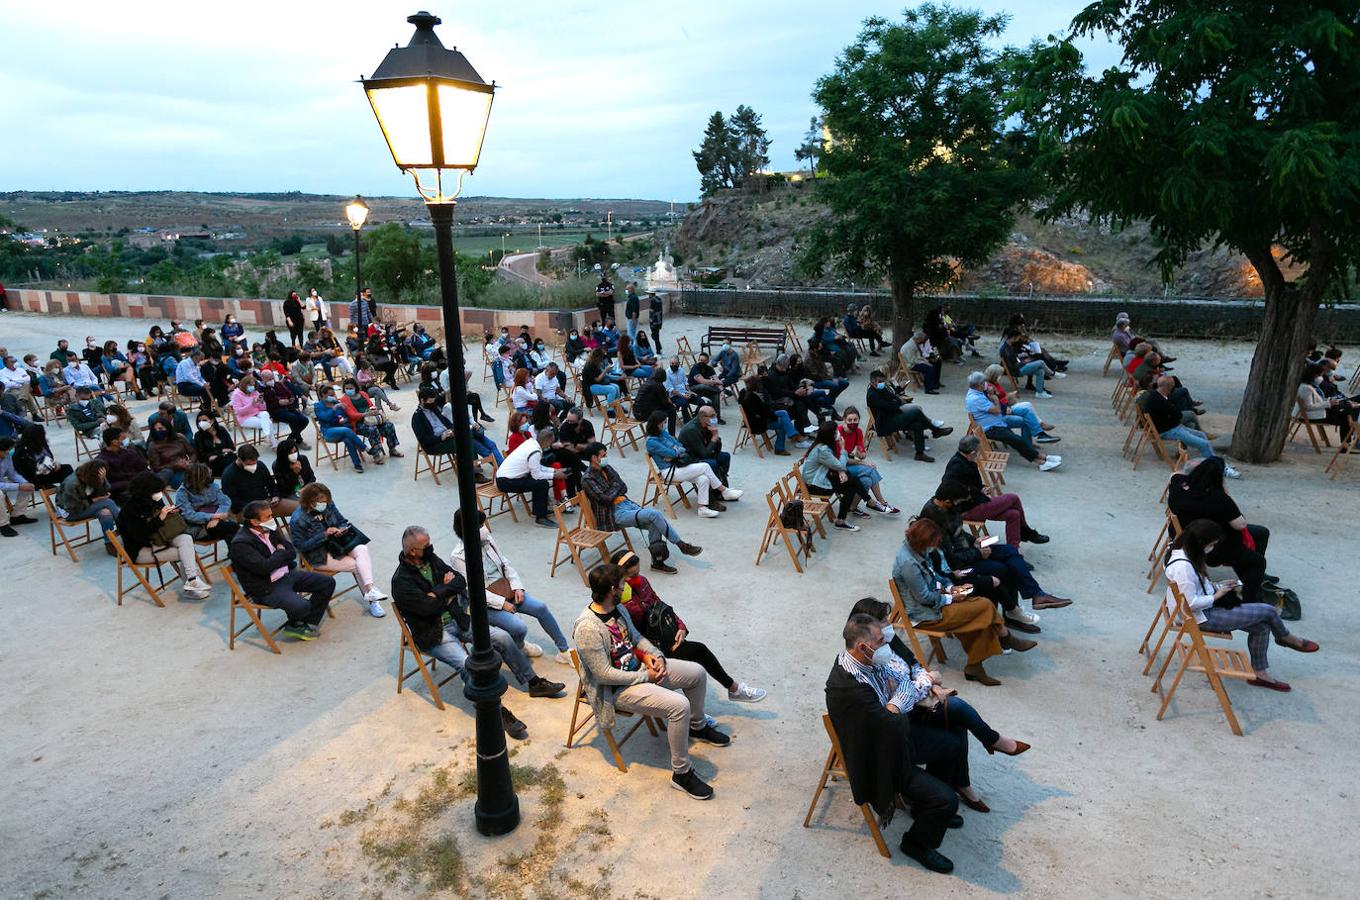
top-left (825, 660), bottom-right (914, 817)
top-left (390, 548), bottom-right (469, 650)
top-left (942, 452), bottom-right (988, 510)
top-left (273, 454), bottom-right (316, 499)
top-left (411, 406), bottom-right (455, 452)
top-left (228, 526), bottom-right (297, 599)
top-left (632, 380), bottom-right (671, 424)
top-left (115, 496), bottom-right (166, 560)
top-left (221, 461), bottom-right (279, 514)
top-left (918, 499), bottom-right (981, 567)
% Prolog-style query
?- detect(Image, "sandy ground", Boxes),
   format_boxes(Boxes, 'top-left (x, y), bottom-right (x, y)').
top-left (1, 309), bottom-right (1357, 899)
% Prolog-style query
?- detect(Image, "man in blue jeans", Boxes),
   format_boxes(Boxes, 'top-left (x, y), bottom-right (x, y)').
top-left (1001, 330), bottom-right (1058, 398)
top-left (1140, 376), bottom-right (1241, 478)
top-left (581, 442), bottom-right (701, 574)
top-left (964, 373), bottom-right (1062, 472)
top-left (390, 525), bottom-right (566, 740)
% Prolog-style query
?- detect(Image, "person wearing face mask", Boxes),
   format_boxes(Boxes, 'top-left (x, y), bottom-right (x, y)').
top-left (449, 508), bottom-right (573, 665)
top-left (148, 400), bottom-right (191, 441)
top-left (229, 499), bottom-right (334, 642)
top-left (963, 372), bottom-right (1060, 471)
top-left (1297, 361), bottom-right (1359, 443)
top-left (892, 517), bottom-right (1035, 686)
top-left (527, 339), bottom-right (551, 375)
top-left (257, 368), bottom-right (311, 447)
top-left (533, 362), bottom-right (570, 416)
top-left (221, 444), bottom-right (296, 517)
top-left (64, 387), bottom-right (108, 438)
top-left (644, 412), bottom-right (737, 518)
top-left (288, 483), bottom-right (387, 616)
top-left (1, 355), bottom-right (42, 419)
top-left (313, 386), bottom-right (374, 472)
top-left (866, 368), bottom-right (953, 463)
top-left (337, 378), bottom-right (403, 460)
top-left (272, 438), bottom-right (316, 501)
top-left (145, 419), bottom-right (196, 489)
top-left (95, 427), bottom-right (151, 504)
top-left (0, 436), bottom-right (39, 537)
top-left (38, 360), bottom-right (75, 410)
top-left (582, 442), bottom-right (702, 573)
top-left (192, 412), bottom-right (237, 478)
top-left (115, 472), bottom-right (213, 599)
top-left (510, 367), bottom-right (537, 414)
top-left (228, 375), bottom-right (278, 449)
top-left (574, 563), bottom-right (727, 800)
top-left (563, 329), bottom-right (586, 366)
top-left (174, 463), bottom-right (239, 544)
top-left (221, 315), bottom-right (247, 352)
top-left (714, 341), bottom-right (742, 390)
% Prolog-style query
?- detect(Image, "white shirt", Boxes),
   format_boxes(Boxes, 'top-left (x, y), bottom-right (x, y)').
top-left (533, 371), bottom-right (561, 401)
top-left (511, 385), bottom-right (537, 411)
top-left (1164, 549), bottom-right (1218, 624)
top-left (63, 363), bottom-right (99, 388)
top-left (497, 438), bottom-right (555, 481)
top-left (0, 366), bottom-right (29, 390)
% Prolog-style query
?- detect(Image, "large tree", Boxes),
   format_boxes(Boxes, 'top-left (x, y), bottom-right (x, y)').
top-left (794, 116), bottom-right (825, 176)
top-left (730, 104), bottom-right (772, 178)
top-left (693, 111), bottom-right (738, 196)
top-left (1012, 0), bottom-right (1360, 463)
top-left (798, 4), bottom-right (1034, 348)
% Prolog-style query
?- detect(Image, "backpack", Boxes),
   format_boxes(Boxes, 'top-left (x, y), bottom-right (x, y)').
top-left (1261, 583), bottom-right (1302, 621)
top-left (643, 599), bottom-right (681, 650)
top-left (780, 498), bottom-right (806, 530)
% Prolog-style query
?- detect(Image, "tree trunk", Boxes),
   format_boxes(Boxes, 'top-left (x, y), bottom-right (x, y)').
top-left (888, 275), bottom-right (915, 368)
top-left (1229, 246), bottom-right (1328, 463)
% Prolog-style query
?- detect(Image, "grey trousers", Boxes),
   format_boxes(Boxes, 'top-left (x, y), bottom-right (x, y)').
top-left (613, 658), bottom-right (707, 773)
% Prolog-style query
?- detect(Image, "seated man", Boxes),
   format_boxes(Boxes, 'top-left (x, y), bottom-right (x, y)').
top-left (714, 340), bottom-right (742, 390)
top-left (866, 371), bottom-right (953, 463)
top-left (62, 353), bottom-right (107, 395)
top-left (902, 331), bottom-right (943, 394)
top-left (574, 564), bottom-right (728, 800)
top-left (221, 443), bottom-right (296, 518)
top-left (663, 357), bottom-right (696, 422)
top-left (677, 405), bottom-right (734, 487)
top-left (1000, 329), bottom-right (1060, 398)
top-left (228, 499), bottom-right (335, 642)
top-left (942, 435), bottom-right (1049, 549)
top-left (258, 367), bottom-right (311, 447)
top-left (825, 614), bottom-right (963, 873)
top-left (65, 387), bottom-right (108, 438)
top-left (1138, 375), bottom-right (1240, 476)
top-left (95, 426), bottom-right (151, 504)
top-left (964, 372), bottom-right (1061, 472)
top-left (411, 385), bottom-right (459, 456)
top-left (534, 362), bottom-right (572, 415)
top-left (496, 426), bottom-right (562, 528)
top-left (0, 436), bottom-right (38, 537)
top-left (392, 525), bottom-right (565, 715)
top-left (633, 369), bottom-right (677, 435)
top-left (582, 442), bottom-right (701, 573)
top-left (920, 481), bottom-right (1072, 622)
top-left (687, 352), bottom-right (725, 416)
top-left (148, 400), bottom-right (193, 440)
top-left (174, 351), bottom-right (213, 406)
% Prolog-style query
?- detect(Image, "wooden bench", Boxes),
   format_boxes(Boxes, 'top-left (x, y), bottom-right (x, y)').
top-left (700, 326), bottom-right (787, 358)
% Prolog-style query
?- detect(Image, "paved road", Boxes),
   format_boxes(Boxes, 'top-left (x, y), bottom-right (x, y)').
top-left (496, 231), bottom-right (657, 287)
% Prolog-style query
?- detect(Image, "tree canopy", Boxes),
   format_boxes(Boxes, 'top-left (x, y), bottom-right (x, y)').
top-left (693, 105), bottom-right (773, 195)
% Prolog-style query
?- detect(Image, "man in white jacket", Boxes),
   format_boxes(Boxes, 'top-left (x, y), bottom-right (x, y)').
top-left (449, 508), bottom-right (572, 666)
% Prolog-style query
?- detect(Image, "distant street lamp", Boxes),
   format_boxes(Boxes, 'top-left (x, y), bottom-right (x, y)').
top-left (360, 9), bottom-right (517, 837)
top-left (606, 210), bottom-right (612, 243)
top-left (501, 232), bottom-right (509, 258)
top-left (345, 195), bottom-right (370, 304)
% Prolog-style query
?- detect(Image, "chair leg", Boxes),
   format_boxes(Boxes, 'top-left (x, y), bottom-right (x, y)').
top-left (802, 748), bottom-right (836, 827)
top-left (860, 804), bottom-right (892, 859)
top-left (603, 729), bottom-right (629, 773)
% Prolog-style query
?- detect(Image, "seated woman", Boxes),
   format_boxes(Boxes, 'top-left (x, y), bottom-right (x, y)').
top-left (1165, 519), bottom-right (1317, 692)
top-left (145, 418), bottom-right (196, 488)
top-left (982, 365), bottom-right (1058, 443)
top-left (891, 518), bottom-right (1036, 686)
top-left (55, 460), bottom-right (119, 553)
top-left (314, 386), bottom-right (374, 471)
top-left (101, 340), bottom-right (144, 400)
top-left (289, 482), bottom-right (388, 616)
top-left (1297, 361), bottom-right (1358, 442)
top-left (836, 407), bottom-right (899, 514)
top-left (856, 305), bottom-right (886, 356)
top-left (737, 373), bottom-right (799, 456)
top-left (13, 424), bottom-right (73, 490)
top-left (192, 410), bottom-right (236, 478)
top-left (580, 348), bottom-right (621, 408)
top-left (633, 331), bottom-right (659, 367)
top-left (338, 378), bottom-right (403, 459)
top-left (563, 328), bottom-right (587, 367)
top-left (229, 375), bottom-right (277, 450)
top-left (511, 368), bottom-right (537, 414)
top-left (114, 472), bottom-right (212, 599)
top-left (39, 361), bottom-right (75, 410)
top-left (174, 463), bottom-right (239, 543)
top-left (505, 410), bottom-right (533, 454)
top-left (1167, 458), bottom-right (1273, 604)
top-left (272, 438), bottom-right (316, 501)
top-left (103, 402), bottom-right (145, 449)
top-left (354, 353), bottom-right (401, 412)
top-left (612, 549), bottom-right (766, 702)
top-left (801, 421), bottom-right (874, 531)
top-left (643, 412), bottom-right (732, 519)
top-left (126, 339), bottom-right (163, 398)
top-left (615, 335), bottom-right (652, 383)
top-left (848, 597), bottom-right (1029, 811)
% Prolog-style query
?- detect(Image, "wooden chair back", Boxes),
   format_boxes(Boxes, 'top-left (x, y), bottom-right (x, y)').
top-left (755, 481), bottom-right (811, 573)
top-left (733, 401), bottom-right (773, 458)
top-left (1103, 342), bottom-right (1123, 376)
top-left (222, 562), bottom-right (282, 654)
top-left (413, 445), bottom-right (456, 484)
top-left (641, 453), bottom-right (697, 519)
top-left (1152, 582), bottom-right (1254, 736)
top-left (864, 409), bottom-right (896, 460)
top-left (782, 467), bottom-right (831, 535)
top-left (802, 713), bottom-right (890, 859)
top-left (976, 449), bottom-right (1007, 494)
top-left (603, 399), bottom-right (644, 456)
top-left (1325, 418), bottom-right (1356, 479)
top-left (393, 603), bottom-right (458, 709)
top-left (674, 335), bottom-right (697, 368)
top-left (886, 579), bottom-right (950, 667)
top-left (549, 492), bottom-right (634, 585)
top-left (565, 649), bottom-right (661, 772)
top-left (1288, 413), bottom-right (1331, 454)
top-left (40, 487), bottom-right (99, 563)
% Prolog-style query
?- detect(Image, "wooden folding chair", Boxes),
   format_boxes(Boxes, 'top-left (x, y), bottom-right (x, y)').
top-left (674, 336), bottom-right (696, 368)
top-left (565, 649), bottom-right (662, 772)
top-left (1287, 412), bottom-right (1331, 454)
top-left (1129, 409), bottom-right (1188, 472)
top-left (886, 579), bottom-right (950, 667)
top-left (602, 399), bottom-right (644, 457)
top-left (221, 562), bottom-right (284, 654)
top-left (413, 446), bottom-right (456, 484)
top-left (783, 323), bottom-right (805, 355)
top-left (108, 531), bottom-right (186, 608)
top-left (976, 449), bottom-right (1007, 495)
top-left (223, 406), bottom-right (268, 448)
top-left (802, 713), bottom-right (890, 859)
top-left (755, 482), bottom-right (814, 573)
top-left (741, 341), bottom-right (764, 377)
top-left (865, 410), bottom-right (896, 460)
top-left (1102, 342), bottom-right (1123, 376)
top-left (1139, 583), bottom-right (1233, 676)
top-left (1325, 419), bottom-right (1356, 479)
top-left (34, 393), bottom-right (65, 429)
top-left (1145, 510), bottom-right (1182, 593)
top-left (1151, 583), bottom-right (1254, 736)
top-left (641, 455), bottom-right (697, 519)
top-left (733, 403), bottom-right (774, 458)
top-left (313, 421), bottom-right (356, 471)
top-left (394, 604), bottom-right (459, 709)
top-left (783, 468), bottom-right (832, 536)
top-left (299, 555), bottom-right (363, 608)
top-left (39, 488), bottom-right (101, 563)
top-left (73, 430), bottom-right (97, 462)
top-left (549, 492), bottom-right (634, 584)
top-left (966, 414), bottom-right (1008, 456)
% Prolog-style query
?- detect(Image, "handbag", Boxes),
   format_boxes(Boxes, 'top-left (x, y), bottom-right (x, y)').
top-left (151, 510), bottom-right (189, 546)
top-left (486, 577), bottom-right (515, 599)
top-left (324, 524), bottom-right (370, 558)
top-left (1262, 583), bottom-right (1302, 621)
top-left (779, 498), bottom-right (806, 530)
top-left (642, 599), bottom-right (681, 650)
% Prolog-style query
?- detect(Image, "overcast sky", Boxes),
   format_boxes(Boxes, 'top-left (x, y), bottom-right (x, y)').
top-left (0, 0), bottom-right (1115, 201)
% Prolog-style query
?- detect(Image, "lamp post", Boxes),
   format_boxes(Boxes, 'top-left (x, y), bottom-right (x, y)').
top-left (345, 196), bottom-right (370, 307)
top-left (501, 232), bottom-right (509, 258)
top-left (360, 10), bottom-right (517, 837)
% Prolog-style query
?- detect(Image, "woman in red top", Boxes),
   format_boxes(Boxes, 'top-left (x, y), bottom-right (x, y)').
top-left (837, 406), bottom-right (899, 515)
top-left (610, 550), bottom-right (766, 703)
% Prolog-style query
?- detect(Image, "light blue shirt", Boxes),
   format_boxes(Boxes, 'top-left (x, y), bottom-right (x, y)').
top-left (664, 367), bottom-right (689, 395)
top-left (175, 357), bottom-right (205, 387)
top-left (965, 388), bottom-right (1004, 431)
top-left (63, 362), bottom-right (99, 388)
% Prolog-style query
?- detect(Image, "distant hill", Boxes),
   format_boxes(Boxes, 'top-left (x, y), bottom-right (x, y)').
top-left (673, 181), bottom-right (1297, 298)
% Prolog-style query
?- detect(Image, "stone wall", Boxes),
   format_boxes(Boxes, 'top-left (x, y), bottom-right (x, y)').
top-left (673, 288), bottom-right (1360, 343)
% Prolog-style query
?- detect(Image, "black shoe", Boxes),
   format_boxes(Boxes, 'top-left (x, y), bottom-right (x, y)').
top-left (1021, 528), bottom-right (1050, 544)
top-left (931, 426), bottom-right (954, 437)
top-left (899, 836), bottom-right (954, 873)
top-left (501, 707), bottom-right (528, 740)
top-left (1263, 574), bottom-right (1280, 585)
top-left (678, 542), bottom-right (702, 557)
top-left (535, 517), bottom-right (557, 529)
top-left (0, 525), bottom-right (17, 537)
top-left (9, 514), bottom-right (36, 525)
top-left (925, 388), bottom-right (940, 395)
top-left (528, 676), bottom-right (566, 698)
top-left (480, 413), bottom-right (496, 423)
top-left (1160, 356), bottom-right (1177, 364)
top-left (1004, 617), bottom-right (1042, 634)
top-left (688, 723), bottom-right (731, 746)
top-left (671, 768), bottom-right (714, 800)
top-left (651, 560), bottom-right (678, 574)
top-left (914, 453), bottom-right (935, 463)
top-left (946, 814), bottom-right (965, 829)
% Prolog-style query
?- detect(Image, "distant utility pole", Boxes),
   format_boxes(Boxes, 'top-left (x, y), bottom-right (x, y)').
top-left (537, 223), bottom-right (542, 249)
top-left (501, 232), bottom-right (509, 257)
top-left (607, 210), bottom-right (613, 243)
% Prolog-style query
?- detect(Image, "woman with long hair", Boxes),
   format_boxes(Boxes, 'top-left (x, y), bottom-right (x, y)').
top-left (146, 416), bottom-right (196, 488)
top-left (272, 437), bottom-right (316, 500)
top-left (615, 334), bottom-right (652, 381)
top-left (511, 367), bottom-right (537, 413)
top-left (192, 410), bottom-right (236, 478)
top-left (643, 411), bottom-right (732, 519)
top-left (800, 420), bottom-right (874, 530)
top-left (581, 347), bottom-right (620, 408)
top-left (13, 423), bottom-right (73, 490)
top-left (174, 463), bottom-right (239, 542)
top-left (55, 460), bottom-right (119, 552)
top-left (354, 353), bottom-right (400, 411)
top-left (114, 472), bottom-right (212, 599)
top-left (289, 482), bottom-right (388, 616)
top-left (1164, 519), bottom-right (1317, 692)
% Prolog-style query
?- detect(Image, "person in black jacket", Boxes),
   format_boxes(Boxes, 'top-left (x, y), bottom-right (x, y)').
top-left (826, 613), bottom-right (962, 873)
top-left (115, 472), bottom-right (212, 599)
top-left (866, 372), bottom-right (952, 463)
top-left (193, 410), bottom-right (237, 478)
top-left (228, 500), bottom-right (333, 641)
top-left (632, 369), bottom-right (675, 435)
top-left (272, 438), bottom-right (316, 500)
top-left (411, 387), bottom-right (459, 455)
top-left (391, 526), bottom-right (564, 725)
top-left (941, 435), bottom-right (1048, 549)
top-left (221, 444), bottom-right (295, 517)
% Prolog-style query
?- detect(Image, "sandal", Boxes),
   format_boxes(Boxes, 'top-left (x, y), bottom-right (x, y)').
top-left (1278, 638), bottom-right (1319, 653)
top-left (1248, 678), bottom-right (1291, 692)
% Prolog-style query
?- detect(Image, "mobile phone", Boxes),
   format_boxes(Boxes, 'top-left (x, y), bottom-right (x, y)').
top-left (956, 567), bottom-right (973, 576)
top-left (979, 536), bottom-right (999, 548)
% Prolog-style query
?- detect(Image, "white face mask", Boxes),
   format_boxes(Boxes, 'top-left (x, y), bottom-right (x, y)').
top-left (242, 463), bottom-right (258, 473)
top-left (314, 501), bottom-right (327, 513)
top-left (289, 453), bottom-right (299, 462)
top-left (151, 492), bottom-right (164, 502)
top-left (258, 519), bottom-right (277, 532)
top-left (197, 420), bottom-right (211, 431)
top-left (105, 414), bottom-right (118, 424)
top-left (872, 643), bottom-right (895, 668)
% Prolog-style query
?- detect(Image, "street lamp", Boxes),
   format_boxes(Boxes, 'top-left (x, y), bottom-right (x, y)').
top-left (360, 9), bottom-right (517, 837)
top-left (501, 232), bottom-right (509, 258)
top-left (345, 196), bottom-right (370, 306)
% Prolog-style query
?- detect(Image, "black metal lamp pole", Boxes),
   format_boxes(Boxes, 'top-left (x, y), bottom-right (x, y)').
top-left (428, 199), bottom-right (520, 835)
top-left (352, 226), bottom-right (363, 304)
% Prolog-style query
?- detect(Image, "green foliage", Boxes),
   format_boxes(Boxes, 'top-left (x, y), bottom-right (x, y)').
top-left (324, 233), bottom-right (347, 256)
top-left (693, 106), bottom-right (773, 195)
top-left (571, 233), bottom-right (612, 268)
top-left (794, 116), bottom-right (825, 175)
top-left (798, 3), bottom-right (1033, 328)
top-left (362, 223), bottom-right (434, 300)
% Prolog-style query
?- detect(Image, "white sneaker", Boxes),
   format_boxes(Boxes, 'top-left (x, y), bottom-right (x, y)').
top-left (184, 577), bottom-right (211, 597)
top-left (1052, 371), bottom-right (1068, 379)
top-left (1035, 390), bottom-right (1055, 399)
top-left (363, 587), bottom-right (389, 602)
top-left (720, 487), bottom-right (744, 501)
top-left (1039, 457), bottom-right (1063, 472)
top-left (1224, 465), bottom-right (1242, 479)
top-left (523, 641), bottom-right (543, 657)
top-left (728, 683), bottom-right (767, 703)
top-left (554, 650), bottom-right (572, 666)
top-left (931, 419), bottom-right (945, 428)
top-left (562, 504), bottom-right (577, 514)
top-left (1006, 608), bottom-right (1041, 626)
top-left (698, 506), bottom-right (721, 519)
top-left (367, 598), bottom-right (386, 618)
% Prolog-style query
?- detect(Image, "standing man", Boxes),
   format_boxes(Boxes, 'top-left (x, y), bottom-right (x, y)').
top-left (595, 274), bottom-right (615, 327)
top-left (624, 282), bottom-right (641, 345)
top-left (647, 288), bottom-right (664, 352)
top-left (349, 288), bottom-right (374, 335)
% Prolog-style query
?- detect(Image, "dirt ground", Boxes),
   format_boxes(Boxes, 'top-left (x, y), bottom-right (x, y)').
top-left (1, 310), bottom-right (1356, 899)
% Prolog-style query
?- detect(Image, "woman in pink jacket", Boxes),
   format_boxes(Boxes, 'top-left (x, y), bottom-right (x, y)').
top-left (229, 375), bottom-right (277, 448)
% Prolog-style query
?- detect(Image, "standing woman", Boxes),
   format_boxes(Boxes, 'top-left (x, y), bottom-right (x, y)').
top-left (114, 472), bottom-right (212, 599)
top-left (648, 288), bottom-right (664, 352)
top-left (800, 421), bottom-right (873, 531)
top-left (1164, 519), bottom-right (1317, 692)
top-left (13, 424), bottom-right (74, 490)
top-left (289, 483), bottom-right (388, 616)
top-left (305, 288), bottom-right (327, 332)
top-left (283, 291), bottom-right (306, 347)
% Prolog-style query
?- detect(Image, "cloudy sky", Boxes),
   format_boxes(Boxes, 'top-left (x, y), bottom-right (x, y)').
top-left (0, 0), bottom-right (1115, 201)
